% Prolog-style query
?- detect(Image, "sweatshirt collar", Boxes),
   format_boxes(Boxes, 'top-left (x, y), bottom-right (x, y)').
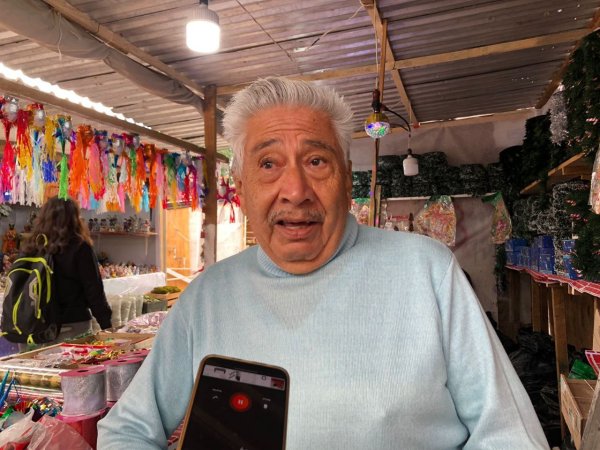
top-left (257, 213), bottom-right (359, 277)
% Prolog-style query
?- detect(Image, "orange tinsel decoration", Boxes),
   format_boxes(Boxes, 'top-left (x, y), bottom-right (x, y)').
top-left (69, 125), bottom-right (92, 203)
top-left (146, 145), bottom-right (158, 208)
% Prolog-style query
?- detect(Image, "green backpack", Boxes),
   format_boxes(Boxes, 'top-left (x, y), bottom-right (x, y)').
top-left (1, 235), bottom-right (60, 344)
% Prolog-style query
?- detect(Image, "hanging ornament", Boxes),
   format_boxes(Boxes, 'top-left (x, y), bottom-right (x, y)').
top-left (188, 161), bottom-right (199, 211)
top-left (132, 134), bottom-right (141, 149)
top-left (28, 103), bottom-right (46, 130)
top-left (4, 97), bottom-right (19, 123)
top-left (88, 140), bottom-right (105, 201)
top-left (111, 133), bottom-right (124, 154)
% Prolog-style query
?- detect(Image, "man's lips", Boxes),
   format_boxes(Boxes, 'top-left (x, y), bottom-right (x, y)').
top-left (274, 220), bottom-right (320, 239)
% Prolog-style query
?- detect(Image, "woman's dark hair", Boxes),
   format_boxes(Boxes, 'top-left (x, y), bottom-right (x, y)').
top-left (23, 197), bottom-right (92, 256)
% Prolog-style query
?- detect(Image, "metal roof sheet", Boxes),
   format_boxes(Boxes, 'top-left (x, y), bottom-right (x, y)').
top-left (0, 0), bottom-right (597, 150)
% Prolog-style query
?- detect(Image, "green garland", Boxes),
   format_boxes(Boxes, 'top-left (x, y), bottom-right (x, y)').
top-left (563, 30), bottom-right (600, 156)
top-left (573, 214), bottom-right (600, 282)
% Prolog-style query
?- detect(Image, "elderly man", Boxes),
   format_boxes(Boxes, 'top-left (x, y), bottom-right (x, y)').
top-left (97, 77), bottom-right (548, 449)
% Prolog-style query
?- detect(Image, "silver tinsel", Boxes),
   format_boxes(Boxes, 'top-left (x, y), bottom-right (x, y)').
top-left (549, 91), bottom-right (568, 145)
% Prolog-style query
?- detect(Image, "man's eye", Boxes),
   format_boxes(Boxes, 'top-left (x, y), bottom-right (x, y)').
top-left (260, 160), bottom-right (274, 169)
top-left (310, 158), bottom-right (323, 166)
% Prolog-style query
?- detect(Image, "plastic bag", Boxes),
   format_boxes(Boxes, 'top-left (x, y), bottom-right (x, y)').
top-left (483, 192), bottom-right (512, 244)
top-left (0, 410), bottom-right (38, 450)
top-left (414, 195), bottom-right (456, 247)
top-left (590, 148), bottom-right (600, 214)
top-left (27, 415), bottom-right (92, 450)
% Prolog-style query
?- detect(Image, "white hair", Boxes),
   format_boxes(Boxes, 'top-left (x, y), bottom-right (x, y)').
top-left (222, 77), bottom-right (354, 176)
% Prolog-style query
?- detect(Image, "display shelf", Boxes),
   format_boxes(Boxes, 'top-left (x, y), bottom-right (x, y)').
top-left (91, 231), bottom-right (157, 237)
top-left (506, 265), bottom-right (600, 298)
top-left (386, 192), bottom-right (494, 201)
top-left (520, 152), bottom-right (593, 195)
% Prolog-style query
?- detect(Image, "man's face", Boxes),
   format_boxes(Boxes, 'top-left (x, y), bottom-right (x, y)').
top-left (234, 105), bottom-right (352, 274)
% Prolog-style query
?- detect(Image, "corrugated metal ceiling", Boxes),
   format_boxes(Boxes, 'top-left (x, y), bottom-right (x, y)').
top-left (0, 0), bottom-right (598, 151)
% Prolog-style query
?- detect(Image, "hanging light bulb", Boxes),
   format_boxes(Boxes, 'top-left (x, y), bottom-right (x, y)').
top-left (186, 0), bottom-right (221, 54)
top-left (403, 149), bottom-right (419, 176)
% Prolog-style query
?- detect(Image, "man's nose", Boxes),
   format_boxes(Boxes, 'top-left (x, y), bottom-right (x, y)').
top-left (279, 164), bottom-right (315, 205)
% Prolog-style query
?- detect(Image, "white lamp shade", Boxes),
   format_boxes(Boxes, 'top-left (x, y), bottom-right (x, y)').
top-left (186, 4), bottom-right (220, 53)
top-left (403, 154), bottom-right (419, 176)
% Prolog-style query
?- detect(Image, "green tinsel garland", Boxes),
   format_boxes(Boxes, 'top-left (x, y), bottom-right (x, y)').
top-left (563, 30), bottom-right (600, 157)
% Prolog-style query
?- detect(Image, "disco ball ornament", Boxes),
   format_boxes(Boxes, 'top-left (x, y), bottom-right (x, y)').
top-left (132, 134), bottom-right (141, 148)
top-left (33, 108), bottom-right (46, 128)
top-left (5, 97), bottom-right (19, 123)
top-left (61, 118), bottom-right (72, 136)
top-left (364, 112), bottom-right (390, 139)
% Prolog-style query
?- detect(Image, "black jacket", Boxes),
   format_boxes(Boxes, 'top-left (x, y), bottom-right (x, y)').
top-left (53, 239), bottom-right (112, 329)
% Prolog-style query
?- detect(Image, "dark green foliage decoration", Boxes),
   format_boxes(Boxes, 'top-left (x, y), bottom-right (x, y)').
top-left (521, 115), bottom-right (562, 190)
top-left (563, 30), bottom-right (600, 157)
top-left (573, 214), bottom-right (600, 282)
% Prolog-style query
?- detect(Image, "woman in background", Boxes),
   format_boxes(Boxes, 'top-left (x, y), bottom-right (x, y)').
top-left (23, 196), bottom-right (112, 341)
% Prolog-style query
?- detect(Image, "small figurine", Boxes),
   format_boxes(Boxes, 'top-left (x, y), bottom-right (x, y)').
top-left (88, 218), bottom-right (95, 232)
top-left (2, 224), bottom-right (18, 254)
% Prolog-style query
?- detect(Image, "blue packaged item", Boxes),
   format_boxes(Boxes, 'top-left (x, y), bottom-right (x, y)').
top-left (506, 238), bottom-right (528, 252)
top-left (539, 254), bottom-right (555, 274)
top-left (563, 255), bottom-right (582, 280)
top-left (530, 247), bottom-right (540, 271)
top-left (562, 239), bottom-right (576, 253)
top-left (536, 235), bottom-right (553, 249)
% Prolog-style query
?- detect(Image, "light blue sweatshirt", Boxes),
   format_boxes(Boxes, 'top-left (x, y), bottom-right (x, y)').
top-left (97, 215), bottom-right (548, 449)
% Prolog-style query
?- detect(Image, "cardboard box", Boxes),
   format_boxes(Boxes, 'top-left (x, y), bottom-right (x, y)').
top-left (560, 375), bottom-right (597, 449)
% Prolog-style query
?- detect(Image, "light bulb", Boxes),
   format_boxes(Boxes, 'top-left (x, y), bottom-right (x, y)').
top-left (403, 151), bottom-right (419, 176)
top-left (186, 3), bottom-right (220, 54)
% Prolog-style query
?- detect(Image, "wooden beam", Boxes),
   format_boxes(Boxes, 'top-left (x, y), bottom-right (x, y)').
top-left (394, 29), bottom-right (588, 70)
top-left (536, 12), bottom-right (600, 108)
top-left (216, 63), bottom-right (391, 96)
top-left (0, 76), bottom-right (231, 160)
top-left (202, 84), bottom-right (218, 267)
top-left (217, 28), bottom-right (589, 97)
top-left (364, 2), bottom-right (417, 122)
top-left (41, 0), bottom-right (227, 111)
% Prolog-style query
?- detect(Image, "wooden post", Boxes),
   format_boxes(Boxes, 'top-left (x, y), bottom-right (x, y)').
top-left (551, 286), bottom-right (569, 377)
top-left (594, 299), bottom-right (600, 351)
top-left (507, 270), bottom-right (521, 338)
top-left (368, 20), bottom-right (387, 228)
top-left (539, 285), bottom-right (549, 334)
top-left (203, 84), bottom-right (218, 267)
top-left (531, 281), bottom-right (542, 332)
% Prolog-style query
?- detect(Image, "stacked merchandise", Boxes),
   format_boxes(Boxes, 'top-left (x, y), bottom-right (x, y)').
top-left (353, 151), bottom-right (496, 199)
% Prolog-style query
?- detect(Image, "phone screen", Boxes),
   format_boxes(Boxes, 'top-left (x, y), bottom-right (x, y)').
top-left (179, 356), bottom-right (289, 450)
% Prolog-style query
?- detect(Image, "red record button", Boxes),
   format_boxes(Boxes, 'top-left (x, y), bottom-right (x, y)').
top-left (229, 393), bottom-right (251, 412)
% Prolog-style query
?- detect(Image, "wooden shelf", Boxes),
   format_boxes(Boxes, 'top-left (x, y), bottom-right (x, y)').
top-left (386, 193), bottom-right (494, 201)
top-left (91, 231), bottom-right (157, 237)
top-left (520, 152), bottom-right (593, 195)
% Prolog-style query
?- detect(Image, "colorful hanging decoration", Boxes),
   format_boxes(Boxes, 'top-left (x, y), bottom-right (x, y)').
top-left (0, 96), bottom-right (214, 212)
top-left (217, 176), bottom-right (240, 223)
top-left (89, 131), bottom-right (106, 201)
top-left (69, 125), bottom-right (92, 207)
top-left (16, 109), bottom-right (33, 179)
top-left (1, 118), bottom-right (16, 203)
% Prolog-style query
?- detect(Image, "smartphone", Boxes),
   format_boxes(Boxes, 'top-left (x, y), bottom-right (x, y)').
top-left (177, 354), bottom-right (289, 450)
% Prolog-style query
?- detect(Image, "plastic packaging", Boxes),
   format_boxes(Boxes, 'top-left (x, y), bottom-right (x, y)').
top-left (0, 410), bottom-right (37, 450)
top-left (414, 195), bottom-right (456, 247)
top-left (28, 415), bottom-right (92, 450)
top-left (590, 148), bottom-right (600, 214)
top-left (483, 192), bottom-right (512, 244)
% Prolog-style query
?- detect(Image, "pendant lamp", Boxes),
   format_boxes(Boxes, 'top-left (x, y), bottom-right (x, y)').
top-left (186, 0), bottom-right (221, 54)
